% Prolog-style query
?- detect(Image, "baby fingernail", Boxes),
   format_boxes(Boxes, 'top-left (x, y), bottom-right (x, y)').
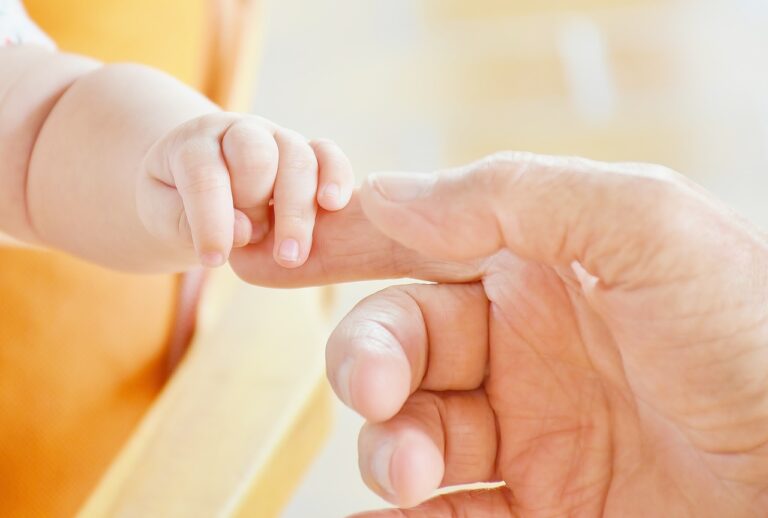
top-left (201, 252), bottom-right (225, 268)
top-left (335, 359), bottom-right (354, 407)
top-left (278, 238), bottom-right (300, 262)
top-left (369, 172), bottom-right (435, 202)
top-left (322, 182), bottom-right (341, 202)
top-left (371, 440), bottom-right (396, 496)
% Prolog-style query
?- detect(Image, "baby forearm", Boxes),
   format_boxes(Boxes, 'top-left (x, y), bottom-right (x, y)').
top-left (24, 53), bottom-right (220, 271)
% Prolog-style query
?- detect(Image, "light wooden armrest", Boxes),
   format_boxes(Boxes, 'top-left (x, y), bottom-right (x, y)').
top-left (77, 269), bottom-right (333, 518)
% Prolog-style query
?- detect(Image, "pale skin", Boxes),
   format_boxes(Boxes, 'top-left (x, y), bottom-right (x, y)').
top-left (0, 45), bottom-right (354, 270)
top-left (231, 153), bottom-right (768, 517)
top-left (3, 17), bottom-right (768, 518)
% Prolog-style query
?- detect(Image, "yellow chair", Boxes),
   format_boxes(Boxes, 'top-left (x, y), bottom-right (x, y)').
top-left (0, 1), bottom-right (331, 516)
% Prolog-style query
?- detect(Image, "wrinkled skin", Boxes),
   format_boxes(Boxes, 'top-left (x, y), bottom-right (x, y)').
top-left (232, 153), bottom-right (768, 517)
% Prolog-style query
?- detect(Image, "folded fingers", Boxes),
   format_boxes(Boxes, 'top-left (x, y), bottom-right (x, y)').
top-left (326, 281), bottom-right (490, 422)
top-left (358, 390), bottom-right (500, 508)
top-left (221, 119), bottom-right (279, 244)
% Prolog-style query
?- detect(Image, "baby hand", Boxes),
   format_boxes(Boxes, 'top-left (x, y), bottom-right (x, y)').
top-left (137, 113), bottom-right (353, 268)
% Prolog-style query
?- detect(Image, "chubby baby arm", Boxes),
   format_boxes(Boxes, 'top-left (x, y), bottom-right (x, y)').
top-left (0, 46), bottom-right (353, 272)
top-left (0, 47), bottom-right (98, 248)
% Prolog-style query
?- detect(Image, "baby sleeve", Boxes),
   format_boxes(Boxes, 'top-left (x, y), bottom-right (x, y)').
top-left (0, 0), bottom-right (54, 48)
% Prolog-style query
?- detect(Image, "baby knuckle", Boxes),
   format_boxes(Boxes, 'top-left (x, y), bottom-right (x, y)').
top-left (227, 128), bottom-right (279, 171)
top-left (311, 138), bottom-right (339, 151)
top-left (184, 112), bottom-right (229, 134)
top-left (177, 167), bottom-right (230, 195)
top-left (250, 152), bottom-right (279, 174)
top-left (240, 148), bottom-right (280, 176)
top-left (274, 205), bottom-right (312, 223)
top-left (283, 152), bottom-right (318, 173)
top-left (174, 138), bottom-right (220, 167)
top-left (223, 122), bottom-right (255, 145)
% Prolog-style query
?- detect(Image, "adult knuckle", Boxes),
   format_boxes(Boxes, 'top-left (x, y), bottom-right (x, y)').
top-left (377, 285), bottom-right (415, 308)
top-left (463, 151), bottom-right (539, 195)
top-left (626, 166), bottom-right (686, 209)
top-left (617, 165), bottom-right (701, 242)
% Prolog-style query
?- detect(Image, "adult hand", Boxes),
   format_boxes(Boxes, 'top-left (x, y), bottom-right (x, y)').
top-left (318, 153), bottom-right (768, 517)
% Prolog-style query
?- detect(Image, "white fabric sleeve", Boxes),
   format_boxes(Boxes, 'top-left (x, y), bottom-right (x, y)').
top-left (0, 0), bottom-right (55, 49)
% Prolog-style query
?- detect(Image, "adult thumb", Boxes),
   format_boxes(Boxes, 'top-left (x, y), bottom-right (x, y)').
top-left (359, 152), bottom-right (708, 284)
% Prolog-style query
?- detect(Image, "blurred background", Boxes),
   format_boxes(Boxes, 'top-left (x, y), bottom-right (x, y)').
top-left (247, 0), bottom-right (768, 516)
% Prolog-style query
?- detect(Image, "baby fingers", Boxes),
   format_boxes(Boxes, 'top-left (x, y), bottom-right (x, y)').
top-left (271, 128), bottom-right (320, 268)
top-left (140, 112), bottom-right (354, 270)
top-left (141, 113), bottom-right (248, 268)
top-left (311, 138), bottom-right (354, 211)
top-left (221, 119), bottom-right (279, 244)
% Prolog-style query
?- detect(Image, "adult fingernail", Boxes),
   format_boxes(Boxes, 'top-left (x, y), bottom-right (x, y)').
top-left (335, 358), bottom-right (354, 407)
top-left (369, 172), bottom-right (435, 202)
top-left (322, 182), bottom-right (341, 202)
top-left (278, 238), bottom-right (300, 262)
top-left (371, 439), bottom-right (396, 496)
top-left (201, 252), bottom-right (225, 268)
